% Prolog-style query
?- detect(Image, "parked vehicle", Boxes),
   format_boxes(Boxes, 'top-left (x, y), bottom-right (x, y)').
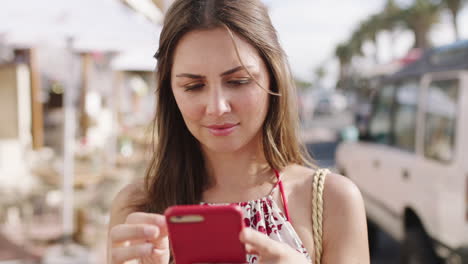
top-left (314, 91), bottom-right (348, 115)
top-left (336, 40), bottom-right (468, 264)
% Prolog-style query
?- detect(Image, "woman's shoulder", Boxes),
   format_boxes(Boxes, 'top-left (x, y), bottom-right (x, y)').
top-left (315, 168), bottom-right (368, 258)
top-left (283, 164), bottom-right (362, 203)
top-left (109, 179), bottom-right (145, 226)
top-left (285, 164), bottom-right (368, 258)
top-left (113, 179), bottom-right (145, 204)
top-left (315, 167), bottom-right (365, 227)
top-left (281, 164), bottom-right (315, 187)
top-left (284, 164), bottom-right (365, 224)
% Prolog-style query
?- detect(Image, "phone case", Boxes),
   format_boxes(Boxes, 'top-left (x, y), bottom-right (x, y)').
top-left (165, 204), bottom-right (247, 264)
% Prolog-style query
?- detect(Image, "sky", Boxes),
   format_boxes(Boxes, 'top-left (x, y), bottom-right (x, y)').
top-left (263, 0), bottom-right (468, 86)
top-left (1, 0), bottom-right (467, 86)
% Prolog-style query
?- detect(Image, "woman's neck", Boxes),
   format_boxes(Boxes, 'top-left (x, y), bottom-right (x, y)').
top-left (201, 140), bottom-right (276, 203)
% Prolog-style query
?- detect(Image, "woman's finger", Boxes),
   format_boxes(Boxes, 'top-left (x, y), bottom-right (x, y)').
top-left (125, 212), bottom-right (169, 242)
top-left (110, 224), bottom-right (159, 245)
top-left (239, 228), bottom-right (283, 257)
top-left (110, 243), bottom-right (155, 263)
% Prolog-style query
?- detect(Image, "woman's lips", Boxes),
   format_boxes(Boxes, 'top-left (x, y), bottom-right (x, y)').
top-left (206, 123), bottom-right (239, 136)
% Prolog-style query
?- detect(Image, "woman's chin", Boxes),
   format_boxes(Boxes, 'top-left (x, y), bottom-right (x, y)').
top-left (201, 140), bottom-right (246, 154)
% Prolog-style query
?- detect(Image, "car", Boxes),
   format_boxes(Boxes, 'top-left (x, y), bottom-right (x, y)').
top-left (314, 92), bottom-right (348, 115)
top-left (336, 40), bottom-right (468, 264)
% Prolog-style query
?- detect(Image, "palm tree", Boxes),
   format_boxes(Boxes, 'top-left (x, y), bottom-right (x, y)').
top-left (400, 0), bottom-right (441, 50)
top-left (381, 0), bottom-right (404, 60)
top-left (313, 65), bottom-right (326, 87)
top-left (335, 43), bottom-right (353, 87)
top-left (381, 0), bottom-right (405, 32)
top-left (383, 0), bottom-right (401, 18)
top-left (441, 0), bottom-right (468, 40)
top-left (360, 15), bottom-right (384, 63)
top-left (349, 27), bottom-right (366, 58)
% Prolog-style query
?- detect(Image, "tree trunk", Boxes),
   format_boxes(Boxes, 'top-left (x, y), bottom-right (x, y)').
top-left (413, 27), bottom-right (430, 50)
top-left (373, 39), bottom-right (379, 64)
top-left (338, 63), bottom-right (346, 85)
top-left (451, 11), bottom-right (460, 41)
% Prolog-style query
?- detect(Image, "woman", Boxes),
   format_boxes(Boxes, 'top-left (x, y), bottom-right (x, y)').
top-left (107, 0), bottom-right (369, 263)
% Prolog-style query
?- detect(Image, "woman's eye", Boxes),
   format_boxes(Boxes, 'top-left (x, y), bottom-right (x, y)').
top-left (228, 78), bottom-right (252, 86)
top-left (184, 83), bottom-right (204, 91)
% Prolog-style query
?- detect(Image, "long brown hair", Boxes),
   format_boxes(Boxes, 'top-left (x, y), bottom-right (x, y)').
top-left (136, 0), bottom-right (315, 214)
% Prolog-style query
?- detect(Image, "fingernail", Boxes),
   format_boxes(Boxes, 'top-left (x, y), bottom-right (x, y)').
top-left (144, 226), bottom-right (157, 237)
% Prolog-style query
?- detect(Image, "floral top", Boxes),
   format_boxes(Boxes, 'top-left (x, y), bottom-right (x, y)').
top-left (201, 171), bottom-right (312, 264)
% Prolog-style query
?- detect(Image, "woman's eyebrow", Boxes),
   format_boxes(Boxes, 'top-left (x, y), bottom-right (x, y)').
top-left (220, 65), bottom-right (253, 76)
top-left (175, 73), bottom-right (205, 79)
top-left (175, 65), bottom-right (254, 79)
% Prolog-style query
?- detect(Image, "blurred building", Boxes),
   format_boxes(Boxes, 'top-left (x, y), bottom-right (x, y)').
top-left (0, 0), bottom-right (162, 262)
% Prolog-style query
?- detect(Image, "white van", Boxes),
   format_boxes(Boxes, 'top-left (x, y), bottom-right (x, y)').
top-left (336, 41), bottom-right (468, 264)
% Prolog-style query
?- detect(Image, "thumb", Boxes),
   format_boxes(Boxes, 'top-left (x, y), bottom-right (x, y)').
top-left (240, 228), bottom-right (282, 256)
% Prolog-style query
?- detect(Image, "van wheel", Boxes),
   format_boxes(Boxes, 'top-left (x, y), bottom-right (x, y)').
top-left (367, 220), bottom-right (379, 256)
top-left (401, 227), bottom-right (439, 264)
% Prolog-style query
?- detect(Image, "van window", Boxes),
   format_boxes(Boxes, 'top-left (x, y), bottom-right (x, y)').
top-left (368, 84), bottom-right (395, 144)
top-left (424, 79), bottom-right (459, 163)
top-left (393, 80), bottom-right (419, 152)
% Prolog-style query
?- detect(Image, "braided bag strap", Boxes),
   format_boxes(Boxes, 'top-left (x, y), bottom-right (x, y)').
top-left (312, 168), bottom-right (329, 264)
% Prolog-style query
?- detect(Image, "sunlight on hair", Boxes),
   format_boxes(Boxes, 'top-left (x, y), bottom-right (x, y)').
top-left (222, 23), bottom-right (281, 97)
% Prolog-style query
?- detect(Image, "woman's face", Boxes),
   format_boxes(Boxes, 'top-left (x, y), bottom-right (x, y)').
top-left (171, 28), bottom-right (270, 154)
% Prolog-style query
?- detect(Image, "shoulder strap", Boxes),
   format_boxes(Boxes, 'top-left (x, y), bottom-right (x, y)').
top-left (274, 169), bottom-right (291, 222)
top-left (312, 168), bottom-right (329, 264)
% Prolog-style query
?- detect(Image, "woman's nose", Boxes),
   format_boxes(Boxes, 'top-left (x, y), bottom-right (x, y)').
top-left (205, 88), bottom-right (231, 117)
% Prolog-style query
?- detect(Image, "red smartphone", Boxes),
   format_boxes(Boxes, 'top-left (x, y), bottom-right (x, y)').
top-left (164, 204), bottom-right (247, 264)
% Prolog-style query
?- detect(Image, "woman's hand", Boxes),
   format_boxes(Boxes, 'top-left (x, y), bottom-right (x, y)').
top-left (109, 212), bottom-right (170, 264)
top-left (239, 228), bottom-right (310, 264)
